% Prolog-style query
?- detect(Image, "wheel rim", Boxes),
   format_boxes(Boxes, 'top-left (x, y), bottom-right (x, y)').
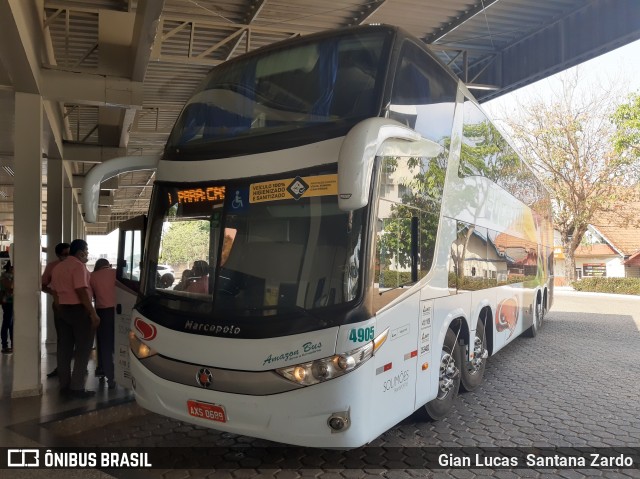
top-left (535, 301), bottom-right (542, 330)
top-left (437, 351), bottom-right (459, 399)
top-left (468, 336), bottom-right (485, 375)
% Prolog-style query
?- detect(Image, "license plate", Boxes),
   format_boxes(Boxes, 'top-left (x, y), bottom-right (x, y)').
top-left (187, 400), bottom-right (227, 423)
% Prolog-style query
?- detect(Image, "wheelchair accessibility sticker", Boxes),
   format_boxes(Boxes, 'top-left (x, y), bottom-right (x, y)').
top-left (250, 174), bottom-right (337, 203)
top-left (229, 188), bottom-right (249, 211)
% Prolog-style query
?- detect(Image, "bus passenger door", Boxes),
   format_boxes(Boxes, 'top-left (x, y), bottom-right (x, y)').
top-left (114, 215), bottom-right (146, 388)
top-left (369, 293), bottom-right (421, 436)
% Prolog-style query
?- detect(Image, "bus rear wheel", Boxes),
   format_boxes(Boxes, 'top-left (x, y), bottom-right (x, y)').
top-left (460, 318), bottom-right (487, 392)
top-left (525, 299), bottom-right (543, 338)
top-left (424, 328), bottom-right (461, 420)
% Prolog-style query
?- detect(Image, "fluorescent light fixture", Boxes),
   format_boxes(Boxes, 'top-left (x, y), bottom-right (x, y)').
top-left (0, 191), bottom-right (6, 198)
top-left (2, 166), bottom-right (14, 177)
top-left (466, 83), bottom-right (500, 91)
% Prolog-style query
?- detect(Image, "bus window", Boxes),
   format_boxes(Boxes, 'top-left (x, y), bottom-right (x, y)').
top-left (460, 98), bottom-right (520, 181)
top-left (460, 98), bottom-right (551, 220)
top-left (166, 30), bottom-right (391, 154)
top-left (115, 225), bottom-right (144, 299)
top-left (374, 154), bottom-right (444, 310)
top-left (122, 230), bottom-right (135, 280)
top-left (489, 230), bottom-right (532, 286)
top-left (389, 41), bottom-right (457, 145)
top-left (144, 176), bottom-right (365, 316)
top-left (448, 222), bottom-right (489, 292)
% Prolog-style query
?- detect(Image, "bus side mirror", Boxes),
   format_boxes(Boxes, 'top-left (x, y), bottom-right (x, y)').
top-left (83, 155), bottom-right (160, 223)
top-left (337, 118), bottom-right (442, 211)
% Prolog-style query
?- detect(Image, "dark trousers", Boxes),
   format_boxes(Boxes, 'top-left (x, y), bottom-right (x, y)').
top-left (58, 304), bottom-right (95, 391)
top-left (52, 304), bottom-right (62, 365)
top-left (96, 307), bottom-right (115, 383)
top-left (1, 302), bottom-right (13, 349)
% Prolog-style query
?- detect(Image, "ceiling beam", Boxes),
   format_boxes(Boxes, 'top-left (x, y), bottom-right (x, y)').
top-left (120, 0), bottom-right (166, 148)
top-left (64, 144), bottom-right (128, 163)
top-left (41, 69), bottom-right (143, 108)
top-left (347, 0), bottom-right (387, 26)
top-left (0, 0), bottom-right (43, 94)
top-left (423, 0), bottom-right (500, 45)
top-left (131, 0), bottom-right (166, 81)
top-left (225, 0), bottom-right (268, 60)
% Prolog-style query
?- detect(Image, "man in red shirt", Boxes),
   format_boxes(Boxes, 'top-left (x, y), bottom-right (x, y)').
top-left (90, 258), bottom-right (116, 389)
top-left (50, 239), bottom-right (100, 398)
top-left (41, 242), bottom-right (70, 378)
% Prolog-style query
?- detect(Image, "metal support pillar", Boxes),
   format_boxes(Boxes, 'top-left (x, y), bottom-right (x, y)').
top-left (12, 92), bottom-right (44, 397)
top-left (63, 186), bottom-right (72, 243)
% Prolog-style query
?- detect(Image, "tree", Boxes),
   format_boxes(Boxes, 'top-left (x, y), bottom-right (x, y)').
top-left (160, 220), bottom-right (210, 266)
top-left (612, 92), bottom-right (640, 161)
top-left (504, 72), bottom-right (640, 283)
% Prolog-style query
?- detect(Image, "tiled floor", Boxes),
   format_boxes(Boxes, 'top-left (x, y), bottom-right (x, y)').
top-left (0, 295), bottom-right (134, 450)
top-left (0, 336), bottom-right (133, 478)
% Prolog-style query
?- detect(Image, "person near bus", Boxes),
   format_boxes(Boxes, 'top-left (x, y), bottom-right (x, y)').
top-left (50, 239), bottom-right (100, 398)
top-left (41, 242), bottom-right (70, 377)
top-left (90, 258), bottom-right (117, 389)
top-left (185, 260), bottom-right (209, 294)
top-left (0, 262), bottom-right (14, 354)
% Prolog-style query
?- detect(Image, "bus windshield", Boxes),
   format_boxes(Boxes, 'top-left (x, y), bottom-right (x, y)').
top-left (165, 29), bottom-right (390, 151)
top-left (143, 174), bottom-right (365, 319)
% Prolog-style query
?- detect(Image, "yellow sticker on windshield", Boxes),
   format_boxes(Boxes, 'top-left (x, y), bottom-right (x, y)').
top-left (250, 174), bottom-right (337, 203)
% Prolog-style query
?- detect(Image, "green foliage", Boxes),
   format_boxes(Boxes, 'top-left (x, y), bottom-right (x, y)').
top-left (459, 121), bottom-right (520, 183)
top-left (447, 272), bottom-right (538, 291)
top-left (571, 277), bottom-right (640, 295)
top-left (612, 93), bottom-right (640, 159)
top-left (379, 270), bottom-right (413, 288)
top-left (159, 220), bottom-right (210, 265)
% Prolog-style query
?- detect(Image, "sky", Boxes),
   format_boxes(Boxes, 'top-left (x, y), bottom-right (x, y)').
top-left (86, 229), bottom-right (119, 259)
top-left (84, 37), bottom-right (640, 255)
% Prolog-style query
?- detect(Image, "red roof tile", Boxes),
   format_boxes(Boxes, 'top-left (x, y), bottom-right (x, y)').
top-left (589, 202), bottom-right (640, 257)
top-left (574, 244), bottom-right (617, 257)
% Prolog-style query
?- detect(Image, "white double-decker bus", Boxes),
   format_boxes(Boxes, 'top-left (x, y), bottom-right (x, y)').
top-left (84, 25), bottom-right (553, 448)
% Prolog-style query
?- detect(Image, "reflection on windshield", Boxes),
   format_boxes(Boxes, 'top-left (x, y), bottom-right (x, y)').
top-left (166, 30), bottom-right (389, 149)
top-left (146, 175), bottom-right (364, 316)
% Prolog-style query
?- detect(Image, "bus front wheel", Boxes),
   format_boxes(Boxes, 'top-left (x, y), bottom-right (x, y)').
top-left (460, 318), bottom-right (487, 392)
top-left (424, 328), bottom-right (461, 420)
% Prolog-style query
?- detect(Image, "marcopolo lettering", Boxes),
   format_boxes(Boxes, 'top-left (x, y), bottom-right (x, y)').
top-left (184, 320), bottom-right (241, 336)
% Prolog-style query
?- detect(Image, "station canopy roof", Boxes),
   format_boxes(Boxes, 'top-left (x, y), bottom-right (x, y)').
top-left (0, 0), bottom-right (638, 235)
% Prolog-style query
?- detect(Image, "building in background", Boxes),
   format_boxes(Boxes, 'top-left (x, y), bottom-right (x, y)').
top-left (554, 219), bottom-right (640, 285)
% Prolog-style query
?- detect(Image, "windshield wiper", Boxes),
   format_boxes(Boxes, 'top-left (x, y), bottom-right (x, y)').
top-left (379, 281), bottom-right (417, 295)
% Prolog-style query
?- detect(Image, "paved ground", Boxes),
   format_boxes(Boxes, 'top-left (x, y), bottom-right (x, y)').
top-left (6, 290), bottom-right (640, 478)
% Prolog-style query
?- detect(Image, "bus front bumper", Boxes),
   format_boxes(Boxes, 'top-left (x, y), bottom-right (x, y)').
top-left (130, 355), bottom-right (375, 448)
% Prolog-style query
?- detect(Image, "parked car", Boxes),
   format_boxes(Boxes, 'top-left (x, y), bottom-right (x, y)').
top-left (156, 264), bottom-right (175, 288)
top-left (157, 264), bottom-right (175, 278)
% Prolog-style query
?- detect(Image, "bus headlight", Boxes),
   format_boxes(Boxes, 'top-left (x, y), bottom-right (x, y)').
top-left (276, 328), bottom-right (388, 386)
top-left (129, 331), bottom-right (158, 359)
